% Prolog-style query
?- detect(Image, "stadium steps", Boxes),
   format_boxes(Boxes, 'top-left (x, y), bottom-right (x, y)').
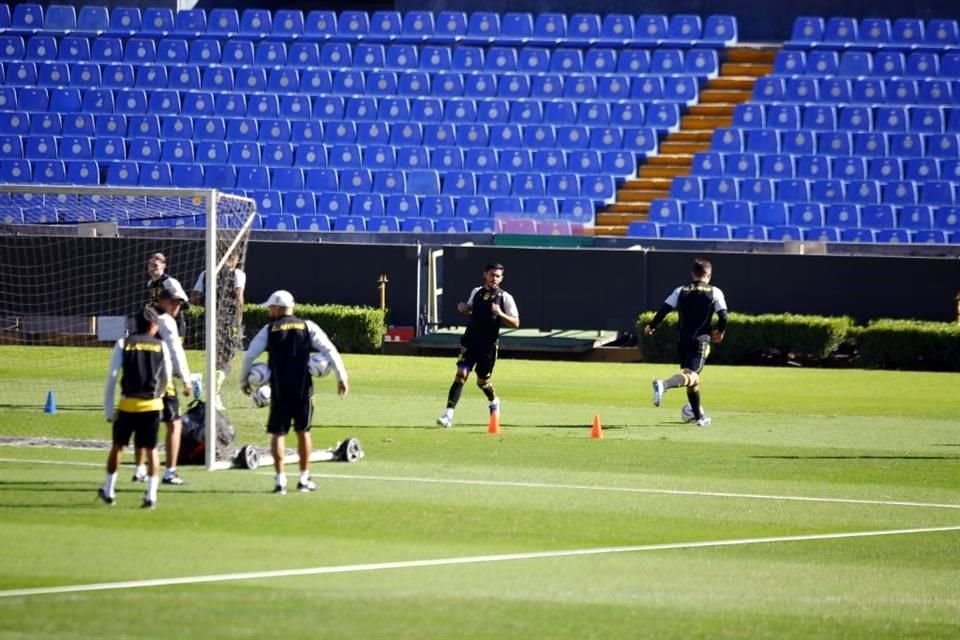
top-left (593, 45), bottom-right (780, 236)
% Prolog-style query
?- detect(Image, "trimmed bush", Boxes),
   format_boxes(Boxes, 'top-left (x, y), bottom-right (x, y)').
top-left (637, 312), bottom-right (854, 364)
top-left (184, 303), bottom-right (386, 354)
top-left (856, 319), bottom-right (960, 371)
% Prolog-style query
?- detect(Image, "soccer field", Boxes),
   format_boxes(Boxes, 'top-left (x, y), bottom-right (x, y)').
top-left (0, 349), bottom-right (958, 639)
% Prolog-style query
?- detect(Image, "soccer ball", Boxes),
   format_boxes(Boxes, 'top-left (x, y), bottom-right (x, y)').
top-left (308, 353), bottom-right (332, 378)
top-left (680, 403), bottom-right (704, 423)
top-left (247, 362), bottom-right (270, 387)
top-left (252, 384), bottom-right (271, 408)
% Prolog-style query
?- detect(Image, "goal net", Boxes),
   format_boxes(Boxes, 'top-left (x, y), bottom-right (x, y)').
top-left (0, 185), bottom-right (256, 470)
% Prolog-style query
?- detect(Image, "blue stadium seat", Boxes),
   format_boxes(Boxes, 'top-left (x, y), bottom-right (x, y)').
top-left (240, 8), bottom-right (272, 36)
top-left (45, 5), bottom-right (77, 31)
top-left (463, 12), bottom-right (500, 45)
top-left (206, 9), bottom-right (238, 36)
top-left (786, 78), bottom-right (819, 102)
top-left (287, 43), bottom-right (319, 68)
top-left (733, 225), bottom-right (767, 240)
top-left (337, 11), bottom-right (371, 41)
top-left (626, 221), bottom-right (658, 238)
top-left (911, 229), bottom-right (947, 243)
top-left (75, 6), bottom-right (108, 33)
top-left (925, 19), bottom-right (959, 47)
top-left (767, 225), bottom-right (801, 241)
top-left (876, 228), bottom-right (910, 243)
top-left (399, 11), bottom-right (434, 42)
top-left (222, 40), bottom-right (254, 66)
top-left (704, 177), bottom-right (738, 201)
top-left (372, 169), bottom-right (406, 193)
top-left (698, 224), bottom-right (731, 240)
top-left (704, 15), bottom-right (738, 45)
top-left (298, 215), bottom-right (331, 232)
top-left (433, 12), bottom-right (468, 44)
top-left (920, 181), bottom-right (955, 205)
top-left (24, 35), bottom-right (55, 61)
top-left (255, 41), bottom-right (287, 66)
top-left (661, 223), bottom-right (695, 239)
top-left (65, 160), bottom-right (99, 185)
top-left (351, 194), bottom-right (385, 218)
top-left (774, 50), bottom-right (806, 75)
top-left (683, 200), bottom-right (717, 224)
top-left (747, 129), bottom-right (781, 154)
top-left (0, 34), bottom-right (26, 60)
top-left (755, 202), bottom-right (788, 226)
top-left (0, 159), bottom-right (31, 182)
top-left (284, 191), bottom-right (317, 215)
top-left (753, 77), bottom-right (785, 102)
top-left (11, 4), bottom-right (44, 34)
top-left (316, 193), bottom-right (349, 216)
top-left (422, 196), bottom-right (455, 218)
top-left (93, 135), bottom-right (125, 161)
top-left (790, 202), bottom-right (825, 226)
top-left (271, 10), bottom-right (304, 39)
top-left (18, 87), bottom-right (49, 112)
top-left (860, 204), bottom-right (895, 228)
top-left (30, 113), bottom-right (61, 135)
top-left (634, 15), bottom-right (669, 44)
top-left (719, 201), bottom-right (752, 226)
top-left (566, 14), bottom-right (601, 44)
top-left (648, 199), bottom-right (681, 224)
top-left (430, 147), bottom-right (462, 170)
top-left (58, 35), bottom-right (90, 62)
top-left (824, 17), bottom-right (857, 44)
top-left (802, 226), bottom-right (838, 242)
top-left (530, 13), bottom-right (567, 45)
top-left (839, 228), bottom-right (875, 242)
top-left (0, 113), bottom-right (29, 137)
top-left (302, 11), bottom-right (336, 40)
top-left (599, 14), bottom-right (633, 45)
top-left (666, 14), bottom-right (702, 44)
top-left (859, 18), bottom-right (892, 45)
top-left (387, 195), bottom-right (420, 218)
top-left (768, 105), bottom-right (801, 130)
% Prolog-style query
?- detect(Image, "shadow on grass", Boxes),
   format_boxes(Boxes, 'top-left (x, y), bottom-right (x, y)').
top-left (752, 455), bottom-right (960, 461)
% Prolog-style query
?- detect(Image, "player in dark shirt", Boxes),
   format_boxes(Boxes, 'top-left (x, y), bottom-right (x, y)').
top-left (437, 263), bottom-right (520, 428)
top-left (644, 258), bottom-right (728, 427)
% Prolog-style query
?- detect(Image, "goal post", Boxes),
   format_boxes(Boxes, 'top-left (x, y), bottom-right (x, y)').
top-left (0, 184), bottom-right (257, 471)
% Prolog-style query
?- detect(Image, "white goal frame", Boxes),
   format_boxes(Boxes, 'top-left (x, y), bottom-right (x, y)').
top-left (0, 184), bottom-right (257, 471)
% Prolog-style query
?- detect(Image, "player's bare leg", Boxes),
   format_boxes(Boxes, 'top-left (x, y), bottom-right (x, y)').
top-left (162, 418), bottom-right (183, 485)
top-left (296, 431), bottom-right (316, 492)
top-left (271, 434), bottom-right (286, 494)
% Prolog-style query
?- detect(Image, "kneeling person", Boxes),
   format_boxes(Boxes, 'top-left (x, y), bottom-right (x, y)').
top-left (240, 290), bottom-right (348, 495)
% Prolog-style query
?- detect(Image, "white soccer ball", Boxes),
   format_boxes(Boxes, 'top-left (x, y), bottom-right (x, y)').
top-left (680, 403), bottom-right (704, 423)
top-left (247, 362), bottom-right (270, 387)
top-left (252, 384), bottom-right (271, 408)
top-left (308, 353), bottom-right (332, 378)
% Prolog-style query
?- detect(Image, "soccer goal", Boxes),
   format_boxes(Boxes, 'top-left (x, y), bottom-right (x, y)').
top-left (0, 184), bottom-right (257, 470)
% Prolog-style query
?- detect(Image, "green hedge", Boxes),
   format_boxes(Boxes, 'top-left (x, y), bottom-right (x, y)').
top-left (183, 303), bottom-right (386, 354)
top-left (855, 319), bottom-right (960, 371)
top-left (637, 312), bottom-right (854, 364)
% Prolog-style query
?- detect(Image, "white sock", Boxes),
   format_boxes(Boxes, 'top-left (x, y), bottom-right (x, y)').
top-left (275, 473), bottom-right (287, 488)
top-left (104, 472), bottom-right (118, 497)
top-left (145, 476), bottom-right (159, 502)
top-left (299, 471), bottom-right (310, 484)
top-left (134, 464), bottom-right (146, 478)
top-left (164, 467), bottom-right (176, 479)
top-left (444, 408), bottom-right (454, 418)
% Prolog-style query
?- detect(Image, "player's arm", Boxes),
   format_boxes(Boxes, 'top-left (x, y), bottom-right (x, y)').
top-left (158, 315), bottom-right (192, 395)
top-left (493, 292), bottom-right (520, 329)
top-left (307, 320), bottom-right (349, 397)
top-left (711, 288), bottom-right (729, 343)
top-left (239, 325), bottom-right (268, 395)
top-left (457, 287), bottom-right (481, 315)
top-left (103, 339), bottom-right (124, 422)
top-left (159, 342), bottom-right (173, 396)
top-left (644, 287), bottom-right (681, 335)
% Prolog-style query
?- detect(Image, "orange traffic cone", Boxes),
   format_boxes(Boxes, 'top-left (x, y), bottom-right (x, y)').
top-left (591, 415), bottom-right (603, 439)
top-left (488, 408), bottom-right (501, 435)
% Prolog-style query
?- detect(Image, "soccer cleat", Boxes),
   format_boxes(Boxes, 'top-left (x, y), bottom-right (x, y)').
top-left (696, 416), bottom-right (712, 428)
top-left (273, 485), bottom-right (287, 495)
top-left (297, 479), bottom-right (317, 492)
top-left (96, 488), bottom-right (115, 506)
top-left (162, 472), bottom-right (184, 485)
top-left (652, 380), bottom-right (665, 407)
top-left (436, 414), bottom-right (453, 428)
top-left (489, 398), bottom-right (500, 415)
top-left (140, 498), bottom-right (155, 509)
top-left (131, 471), bottom-right (146, 483)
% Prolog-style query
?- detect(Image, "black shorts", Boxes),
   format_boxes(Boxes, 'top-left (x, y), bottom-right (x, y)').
top-left (113, 410), bottom-right (161, 449)
top-left (161, 394), bottom-right (180, 423)
top-left (678, 339), bottom-right (711, 374)
top-left (456, 341), bottom-right (498, 379)
top-left (266, 397), bottom-right (313, 435)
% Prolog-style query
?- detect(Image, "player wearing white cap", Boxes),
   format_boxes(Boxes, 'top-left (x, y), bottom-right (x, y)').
top-left (240, 290), bottom-right (349, 495)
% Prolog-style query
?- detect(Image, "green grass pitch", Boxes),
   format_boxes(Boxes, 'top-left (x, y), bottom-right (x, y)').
top-left (0, 346), bottom-right (958, 639)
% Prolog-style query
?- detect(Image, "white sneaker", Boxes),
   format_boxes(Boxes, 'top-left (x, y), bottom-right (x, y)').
top-left (489, 398), bottom-right (500, 415)
top-left (214, 395), bottom-right (226, 412)
top-left (652, 380), bottom-right (665, 407)
top-left (696, 416), bottom-right (712, 428)
top-left (436, 414), bottom-right (453, 428)
top-left (297, 478), bottom-right (317, 492)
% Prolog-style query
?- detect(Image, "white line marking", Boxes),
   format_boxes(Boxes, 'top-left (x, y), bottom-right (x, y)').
top-left (1, 525), bottom-right (957, 599)
top-left (2, 457), bottom-right (959, 511)
top-left (308, 472), bottom-right (960, 511)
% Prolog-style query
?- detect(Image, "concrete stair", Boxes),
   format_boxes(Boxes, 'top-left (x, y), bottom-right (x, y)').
top-left (593, 46), bottom-right (778, 237)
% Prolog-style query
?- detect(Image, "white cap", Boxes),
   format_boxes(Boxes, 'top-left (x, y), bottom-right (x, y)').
top-left (262, 290), bottom-right (295, 308)
top-left (158, 277), bottom-right (189, 303)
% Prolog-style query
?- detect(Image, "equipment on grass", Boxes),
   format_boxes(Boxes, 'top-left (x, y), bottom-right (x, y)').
top-left (251, 384), bottom-right (271, 408)
top-left (178, 400), bottom-right (237, 465)
top-left (680, 403), bottom-right (705, 423)
top-left (0, 184), bottom-right (257, 470)
top-left (308, 352), bottom-right (333, 377)
top-left (247, 362), bottom-right (270, 387)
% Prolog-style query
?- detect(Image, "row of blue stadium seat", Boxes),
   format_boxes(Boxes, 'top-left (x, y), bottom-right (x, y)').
top-left (668, 174), bottom-right (960, 206)
top-left (0, 72), bottom-right (700, 103)
top-left (0, 35), bottom-right (720, 76)
top-left (732, 103), bottom-right (960, 133)
top-left (647, 198), bottom-right (960, 229)
top-left (691, 151), bottom-right (960, 181)
top-left (773, 49), bottom-right (960, 78)
top-left (711, 128), bottom-right (960, 157)
top-left (0, 158), bottom-right (618, 201)
top-left (752, 76), bottom-right (960, 104)
top-left (0, 116), bottom-right (660, 152)
top-left (0, 99), bottom-right (659, 132)
top-left (0, 136), bottom-right (639, 176)
top-left (788, 17), bottom-right (959, 49)
top-left (0, 190), bottom-right (596, 222)
top-left (628, 220), bottom-right (958, 244)
top-left (1, 5), bottom-right (738, 47)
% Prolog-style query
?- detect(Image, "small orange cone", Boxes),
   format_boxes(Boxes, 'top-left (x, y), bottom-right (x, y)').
top-left (591, 415), bottom-right (603, 439)
top-left (487, 409), bottom-right (500, 435)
